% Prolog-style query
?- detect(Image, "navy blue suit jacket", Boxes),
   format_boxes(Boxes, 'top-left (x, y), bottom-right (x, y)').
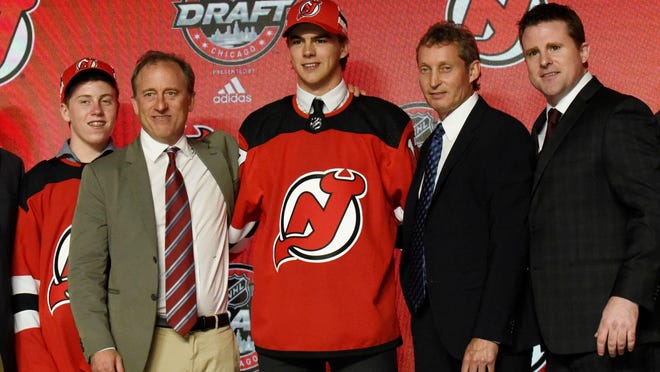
top-left (400, 97), bottom-right (539, 358)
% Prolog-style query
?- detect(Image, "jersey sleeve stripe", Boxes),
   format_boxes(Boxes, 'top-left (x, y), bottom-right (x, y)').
top-left (13, 292), bottom-right (38, 313)
top-left (11, 275), bottom-right (39, 295)
top-left (14, 309), bottom-right (41, 332)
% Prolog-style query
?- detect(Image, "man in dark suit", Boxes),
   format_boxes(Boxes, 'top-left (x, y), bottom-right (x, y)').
top-left (519, 4), bottom-right (660, 371)
top-left (69, 51), bottom-right (240, 372)
top-left (399, 22), bottom-right (537, 372)
top-left (0, 148), bottom-right (22, 372)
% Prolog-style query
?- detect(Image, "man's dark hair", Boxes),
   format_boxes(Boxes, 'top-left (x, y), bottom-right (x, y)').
top-left (63, 70), bottom-right (118, 104)
top-left (417, 21), bottom-right (480, 91)
top-left (131, 50), bottom-right (195, 96)
top-left (517, 3), bottom-right (586, 48)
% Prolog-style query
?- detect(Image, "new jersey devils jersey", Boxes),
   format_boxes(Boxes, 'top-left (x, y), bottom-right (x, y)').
top-left (231, 94), bottom-right (416, 356)
top-left (12, 157), bottom-right (91, 372)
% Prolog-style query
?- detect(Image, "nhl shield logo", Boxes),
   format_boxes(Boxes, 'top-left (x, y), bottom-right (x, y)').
top-left (172, 0), bottom-right (296, 66)
top-left (228, 264), bottom-right (258, 371)
top-left (401, 102), bottom-right (440, 147)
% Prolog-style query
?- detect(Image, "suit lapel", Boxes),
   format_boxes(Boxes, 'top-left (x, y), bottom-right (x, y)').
top-left (530, 112), bottom-right (545, 155)
top-left (122, 138), bottom-right (158, 240)
top-left (405, 141), bottom-right (426, 228)
top-left (405, 97), bottom-right (485, 232)
top-left (531, 78), bottom-right (603, 195)
top-left (431, 96), bottom-right (485, 200)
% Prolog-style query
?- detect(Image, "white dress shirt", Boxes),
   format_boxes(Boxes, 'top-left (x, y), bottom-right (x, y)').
top-left (537, 71), bottom-right (593, 151)
top-left (296, 79), bottom-right (350, 114)
top-left (140, 129), bottom-right (229, 317)
top-left (420, 93), bottom-right (479, 195)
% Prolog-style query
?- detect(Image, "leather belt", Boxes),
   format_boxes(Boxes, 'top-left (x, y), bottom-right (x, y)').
top-left (156, 313), bottom-right (230, 332)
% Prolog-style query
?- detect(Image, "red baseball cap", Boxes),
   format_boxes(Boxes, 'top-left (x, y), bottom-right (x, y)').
top-left (60, 57), bottom-right (117, 102)
top-left (283, 0), bottom-right (348, 38)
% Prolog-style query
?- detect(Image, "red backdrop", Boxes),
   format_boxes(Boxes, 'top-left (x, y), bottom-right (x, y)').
top-left (1, 1), bottom-right (658, 371)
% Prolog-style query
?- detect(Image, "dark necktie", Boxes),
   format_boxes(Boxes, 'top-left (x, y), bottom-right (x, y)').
top-left (409, 123), bottom-right (445, 313)
top-left (164, 147), bottom-right (197, 336)
top-left (309, 98), bottom-right (325, 131)
top-left (544, 108), bottom-right (562, 142)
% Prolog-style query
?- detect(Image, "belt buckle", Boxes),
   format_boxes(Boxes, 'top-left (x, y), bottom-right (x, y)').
top-left (213, 314), bottom-right (219, 329)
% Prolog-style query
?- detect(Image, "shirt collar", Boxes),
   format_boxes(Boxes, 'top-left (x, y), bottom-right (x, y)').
top-left (441, 93), bottom-right (479, 142)
top-left (56, 138), bottom-right (116, 163)
top-left (140, 128), bottom-right (193, 164)
top-left (296, 79), bottom-right (349, 114)
top-left (547, 71), bottom-right (593, 115)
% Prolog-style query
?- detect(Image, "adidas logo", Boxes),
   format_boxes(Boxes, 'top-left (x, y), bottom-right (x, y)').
top-left (213, 77), bottom-right (252, 104)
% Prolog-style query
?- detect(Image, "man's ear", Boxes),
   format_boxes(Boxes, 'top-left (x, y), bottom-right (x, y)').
top-left (468, 60), bottom-right (481, 85)
top-left (60, 102), bottom-right (71, 122)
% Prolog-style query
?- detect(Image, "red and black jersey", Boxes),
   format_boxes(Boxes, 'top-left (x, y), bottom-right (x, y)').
top-left (231, 94), bottom-right (416, 357)
top-left (12, 157), bottom-right (91, 372)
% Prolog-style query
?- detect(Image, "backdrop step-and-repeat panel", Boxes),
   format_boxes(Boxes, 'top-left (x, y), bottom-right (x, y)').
top-left (1, 1), bottom-right (658, 371)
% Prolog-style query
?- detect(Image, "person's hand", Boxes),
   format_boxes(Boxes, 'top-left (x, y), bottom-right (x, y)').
top-left (347, 84), bottom-right (365, 97)
top-left (91, 349), bottom-right (124, 372)
top-left (595, 296), bottom-right (639, 357)
top-left (461, 338), bottom-right (498, 372)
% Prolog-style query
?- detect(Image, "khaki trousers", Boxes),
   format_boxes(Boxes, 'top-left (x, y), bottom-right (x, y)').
top-left (145, 326), bottom-right (239, 372)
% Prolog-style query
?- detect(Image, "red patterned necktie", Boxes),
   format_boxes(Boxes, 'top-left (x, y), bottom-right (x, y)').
top-left (544, 108), bottom-right (562, 142)
top-left (164, 147), bottom-right (197, 336)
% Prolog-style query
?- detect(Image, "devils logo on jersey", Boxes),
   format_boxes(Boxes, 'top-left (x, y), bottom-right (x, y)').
top-left (273, 168), bottom-right (366, 271)
top-left (47, 226), bottom-right (71, 314)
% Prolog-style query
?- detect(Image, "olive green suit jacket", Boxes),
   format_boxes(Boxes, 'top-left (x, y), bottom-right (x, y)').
top-left (69, 131), bottom-right (239, 372)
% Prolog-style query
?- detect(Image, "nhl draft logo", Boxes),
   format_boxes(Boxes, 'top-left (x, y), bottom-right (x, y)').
top-left (274, 169), bottom-right (366, 271)
top-left (0, 0), bottom-right (39, 86)
top-left (172, 0), bottom-right (296, 66)
top-left (228, 264), bottom-right (258, 371)
top-left (401, 102), bottom-right (439, 147)
top-left (446, 0), bottom-right (545, 68)
top-left (47, 226), bottom-right (71, 314)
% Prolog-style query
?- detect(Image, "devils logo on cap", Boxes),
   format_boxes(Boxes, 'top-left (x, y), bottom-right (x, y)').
top-left (298, 0), bottom-right (322, 20)
top-left (76, 58), bottom-right (98, 71)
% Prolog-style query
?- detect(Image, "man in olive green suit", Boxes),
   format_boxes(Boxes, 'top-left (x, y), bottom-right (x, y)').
top-left (69, 51), bottom-right (240, 372)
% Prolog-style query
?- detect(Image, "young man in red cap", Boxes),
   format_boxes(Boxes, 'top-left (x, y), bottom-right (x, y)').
top-left (229, 1), bottom-right (416, 371)
top-left (11, 57), bottom-right (119, 372)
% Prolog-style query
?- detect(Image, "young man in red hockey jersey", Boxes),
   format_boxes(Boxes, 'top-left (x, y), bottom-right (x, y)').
top-left (11, 58), bottom-right (119, 372)
top-left (229, 1), bottom-right (416, 371)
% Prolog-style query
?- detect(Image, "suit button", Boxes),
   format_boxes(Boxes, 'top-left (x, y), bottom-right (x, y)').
top-left (151, 294), bottom-right (157, 301)
top-left (153, 256), bottom-right (157, 263)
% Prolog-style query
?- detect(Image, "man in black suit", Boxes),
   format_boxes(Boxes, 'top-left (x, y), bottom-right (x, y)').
top-left (0, 148), bottom-right (23, 372)
top-left (519, 4), bottom-right (660, 371)
top-left (399, 22), bottom-right (537, 372)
